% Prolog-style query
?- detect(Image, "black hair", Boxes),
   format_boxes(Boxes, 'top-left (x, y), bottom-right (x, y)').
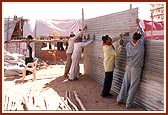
top-left (70, 34), bottom-right (75, 37)
top-left (133, 32), bottom-right (141, 40)
top-left (102, 35), bottom-right (108, 43)
top-left (70, 32), bottom-right (75, 37)
top-left (27, 35), bottom-right (33, 40)
top-left (105, 35), bottom-right (109, 38)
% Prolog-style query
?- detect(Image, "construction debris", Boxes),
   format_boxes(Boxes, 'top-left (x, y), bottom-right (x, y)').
top-left (4, 50), bottom-right (49, 77)
top-left (65, 91), bottom-right (86, 111)
top-left (73, 91), bottom-right (86, 111)
top-left (3, 89), bottom-right (86, 111)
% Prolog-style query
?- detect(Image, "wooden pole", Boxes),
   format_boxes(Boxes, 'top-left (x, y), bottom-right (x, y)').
top-left (73, 91), bottom-right (86, 111)
top-left (151, 12), bottom-right (154, 39)
top-left (6, 17), bottom-right (10, 50)
top-left (130, 4), bottom-right (132, 10)
top-left (7, 17), bottom-right (10, 41)
top-left (82, 8), bottom-right (84, 29)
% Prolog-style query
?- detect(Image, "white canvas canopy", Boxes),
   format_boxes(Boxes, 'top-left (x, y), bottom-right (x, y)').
top-left (23, 19), bottom-right (82, 38)
top-left (23, 19), bottom-right (36, 38)
top-left (4, 18), bottom-right (82, 40)
top-left (4, 19), bottom-right (19, 41)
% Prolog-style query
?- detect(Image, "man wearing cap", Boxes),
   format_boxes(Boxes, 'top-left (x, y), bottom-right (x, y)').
top-left (101, 34), bottom-right (123, 98)
top-left (117, 18), bottom-right (145, 109)
top-left (63, 26), bottom-right (87, 78)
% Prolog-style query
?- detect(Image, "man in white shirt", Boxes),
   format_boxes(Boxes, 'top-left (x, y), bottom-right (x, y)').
top-left (63, 26), bottom-right (87, 78)
top-left (68, 34), bottom-right (95, 81)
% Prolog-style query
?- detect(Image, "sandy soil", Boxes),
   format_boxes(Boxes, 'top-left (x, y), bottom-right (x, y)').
top-left (3, 59), bottom-right (145, 112)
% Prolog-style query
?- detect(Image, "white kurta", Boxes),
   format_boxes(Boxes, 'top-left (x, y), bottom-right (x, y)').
top-left (64, 31), bottom-right (84, 75)
top-left (66, 32), bottom-right (84, 54)
top-left (69, 40), bottom-right (93, 80)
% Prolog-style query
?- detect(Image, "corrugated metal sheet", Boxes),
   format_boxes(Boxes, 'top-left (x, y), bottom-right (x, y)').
top-left (134, 40), bottom-right (164, 110)
top-left (84, 8), bottom-right (164, 111)
top-left (84, 8), bottom-right (138, 84)
top-left (112, 40), bottom-right (164, 111)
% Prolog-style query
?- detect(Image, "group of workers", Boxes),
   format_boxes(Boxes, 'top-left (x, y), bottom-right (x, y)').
top-left (21, 18), bottom-right (145, 109)
top-left (63, 18), bottom-right (145, 109)
top-left (103, 18), bottom-right (145, 109)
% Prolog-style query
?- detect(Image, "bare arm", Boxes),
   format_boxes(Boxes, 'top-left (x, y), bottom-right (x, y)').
top-left (72, 25), bottom-right (88, 41)
top-left (111, 35), bottom-right (122, 43)
top-left (136, 18), bottom-right (145, 43)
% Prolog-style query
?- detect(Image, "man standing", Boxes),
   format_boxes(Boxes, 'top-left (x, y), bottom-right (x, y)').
top-left (117, 18), bottom-right (145, 109)
top-left (101, 34), bottom-right (123, 98)
top-left (25, 35), bottom-right (33, 65)
top-left (68, 34), bottom-right (95, 81)
top-left (63, 26), bottom-right (87, 78)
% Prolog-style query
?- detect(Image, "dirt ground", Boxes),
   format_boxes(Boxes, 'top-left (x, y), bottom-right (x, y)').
top-left (2, 58), bottom-right (145, 112)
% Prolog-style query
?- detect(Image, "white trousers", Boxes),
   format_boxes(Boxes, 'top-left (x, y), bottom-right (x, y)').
top-left (69, 57), bottom-right (80, 80)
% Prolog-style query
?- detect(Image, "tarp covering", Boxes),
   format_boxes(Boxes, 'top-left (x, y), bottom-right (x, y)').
top-left (4, 50), bottom-right (25, 76)
top-left (23, 19), bottom-right (82, 38)
top-left (23, 19), bottom-right (36, 38)
top-left (4, 19), bottom-right (19, 41)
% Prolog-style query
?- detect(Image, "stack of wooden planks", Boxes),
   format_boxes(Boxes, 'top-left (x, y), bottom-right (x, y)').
top-left (3, 89), bottom-right (85, 111)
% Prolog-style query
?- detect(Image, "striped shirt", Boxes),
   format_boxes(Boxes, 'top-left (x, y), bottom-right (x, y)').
top-left (126, 25), bottom-right (145, 68)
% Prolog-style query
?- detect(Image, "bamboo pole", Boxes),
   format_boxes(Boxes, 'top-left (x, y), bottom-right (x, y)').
top-left (65, 91), bottom-right (78, 110)
top-left (151, 12), bottom-right (154, 39)
top-left (82, 8), bottom-right (84, 29)
top-left (73, 91), bottom-right (86, 111)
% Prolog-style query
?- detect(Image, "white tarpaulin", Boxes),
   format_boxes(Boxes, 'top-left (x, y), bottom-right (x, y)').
top-left (4, 19), bottom-right (19, 41)
top-left (4, 50), bottom-right (25, 76)
top-left (23, 19), bottom-right (82, 37)
top-left (23, 19), bottom-right (36, 38)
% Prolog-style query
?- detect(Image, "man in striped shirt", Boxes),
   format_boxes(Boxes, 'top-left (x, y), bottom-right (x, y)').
top-left (117, 18), bottom-right (145, 109)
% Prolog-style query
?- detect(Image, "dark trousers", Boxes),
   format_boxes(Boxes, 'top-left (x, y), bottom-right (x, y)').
top-left (57, 42), bottom-right (64, 50)
top-left (101, 72), bottom-right (113, 96)
top-left (25, 57), bottom-right (33, 65)
top-left (25, 57), bottom-right (33, 75)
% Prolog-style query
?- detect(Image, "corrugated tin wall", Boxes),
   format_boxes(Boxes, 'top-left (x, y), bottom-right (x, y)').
top-left (134, 40), bottom-right (164, 110)
top-left (112, 40), bottom-right (164, 111)
top-left (84, 8), bottom-right (138, 88)
top-left (84, 8), bottom-right (164, 111)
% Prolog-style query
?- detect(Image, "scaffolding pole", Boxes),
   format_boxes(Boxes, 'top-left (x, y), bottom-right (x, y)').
top-left (151, 12), bottom-right (154, 39)
top-left (82, 8), bottom-right (84, 29)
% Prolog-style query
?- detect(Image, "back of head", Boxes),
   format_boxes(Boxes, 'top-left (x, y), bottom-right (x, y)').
top-left (102, 35), bottom-right (108, 43)
top-left (27, 35), bottom-right (33, 40)
top-left (133, 32), bottom-right (141, 40)
top-left (76, 35), bottom-right (83, 42)
top-left (70, 32), bottom-right (75, 37)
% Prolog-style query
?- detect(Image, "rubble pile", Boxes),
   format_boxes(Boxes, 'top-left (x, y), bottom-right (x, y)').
top-left (4, 51), bottom-right (49, 77)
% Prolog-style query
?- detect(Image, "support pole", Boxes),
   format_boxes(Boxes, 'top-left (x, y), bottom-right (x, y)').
top-left (82, 8), bottom-right (84, 29)
top-left (130, 4), bottom-right (132, 10)
top-left (151, 12), bottom-right (154, 39)
top-left (73, 91), bottom-right (86, 111)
